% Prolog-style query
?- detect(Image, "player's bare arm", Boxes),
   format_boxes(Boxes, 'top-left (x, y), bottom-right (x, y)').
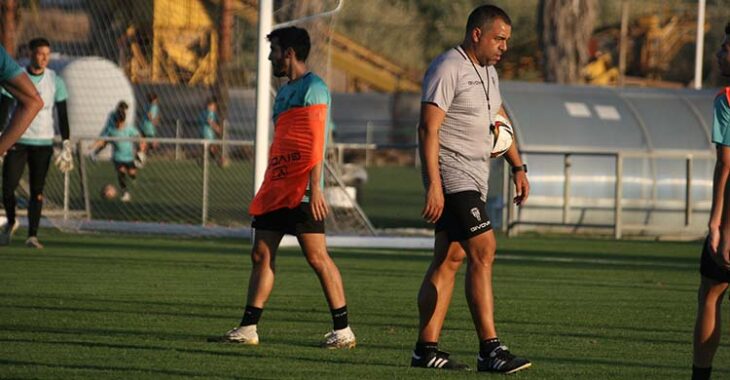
top-left (0, 73), bottom-right (43, 154)
top-left (418, 102), bottom-right (446, 223)
top-left (709, 145), bottom-right (730, 254)
top-left (498, 107), bottom-right (529, 206)
top-left (89, 139), bottom-right (108, 154)
top-left (211, 120), bottom-right (222, 136)
top-left (309, 161), bottom-right (328, 221)
top-left (717, 145), bottom-right (730, 269)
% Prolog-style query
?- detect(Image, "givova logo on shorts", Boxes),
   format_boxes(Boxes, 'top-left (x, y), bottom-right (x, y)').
top-left (469, 207), bottom-right (490, 232)
top-left (470, 207), bottom-right (481, 221)
top-left (470, 220), bottom-right (491, 232)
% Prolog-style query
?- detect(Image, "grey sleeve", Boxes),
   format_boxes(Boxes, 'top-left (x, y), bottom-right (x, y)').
top-left (421, 60), bottom-right (459, 112)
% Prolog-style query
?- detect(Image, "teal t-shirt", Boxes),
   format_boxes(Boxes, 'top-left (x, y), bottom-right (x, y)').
top-left (141, 103), bottom-right (159, 137)
top-left (0, 46), bottom-right (23, 83)
top-left (712, 90), bottom-right (730, 147)
top-left (102, 124), bottom-right (140, 163)
top-left (199, 109), bottom-right (217, 140)
top-left (272, 72), bottom-right (331, 202)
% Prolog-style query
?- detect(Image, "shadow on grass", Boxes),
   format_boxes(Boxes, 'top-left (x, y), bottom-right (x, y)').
top-left (47, 239), bottom-right (247, 256)
top-left (524, 353), bottom-right (727, 374)
top-left (0, 303), bottom-right (232, 321)
top-left (0, 337), bottom-right (397, 368)
top-left (0, 357), bottom-right (235, 379)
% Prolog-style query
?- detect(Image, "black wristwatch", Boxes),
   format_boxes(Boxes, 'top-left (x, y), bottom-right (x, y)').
top-left (511, 164), bottom-right (527, 174)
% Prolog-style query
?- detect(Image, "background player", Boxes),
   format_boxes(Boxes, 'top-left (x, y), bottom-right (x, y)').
top-left (692, 21), bottom-right (730, 380)
top-left (0, 37), bottom-right (68, 248)
top-left (90, 108), bottom-right (146, 202)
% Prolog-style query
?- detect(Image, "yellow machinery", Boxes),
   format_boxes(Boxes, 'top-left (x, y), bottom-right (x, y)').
top-left (638, 14), bottom-right (705, 80)
top-left (584, 12), bottom-right (708, 86)
top-left (228, 0), bottom-right (421, 93)
top-left (122, 0), bottom-right (419, 91)
top-left (122, 0), bottom-right (218, 85)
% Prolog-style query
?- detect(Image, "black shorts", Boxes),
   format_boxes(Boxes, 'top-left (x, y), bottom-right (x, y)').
top-left (700, 237), bottom-right (730, 283)
top-left (435, 190), bottom-right (492, 242)
top-left (114, 161), bottom-right (136, 171)
top-left (251, 203), bottom-right (325, 235)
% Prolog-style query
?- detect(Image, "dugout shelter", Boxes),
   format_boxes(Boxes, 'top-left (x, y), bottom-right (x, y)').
top-left (497, 81), bottom-right (717, 239)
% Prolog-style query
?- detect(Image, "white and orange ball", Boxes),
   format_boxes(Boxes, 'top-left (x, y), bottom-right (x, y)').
top-left (490, 114), bottom-right (514, 157)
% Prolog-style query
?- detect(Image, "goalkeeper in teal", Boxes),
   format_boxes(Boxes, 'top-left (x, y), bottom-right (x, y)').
top-left (692, 22), bottom-right (730, 380)
top-left (0, 37), bottom-right (68, 249)
top-left (90, 108), bottom-right (147, 203)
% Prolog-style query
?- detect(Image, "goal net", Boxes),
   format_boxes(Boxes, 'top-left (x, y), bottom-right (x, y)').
top-left (6, 0), bottom-right (375, 237)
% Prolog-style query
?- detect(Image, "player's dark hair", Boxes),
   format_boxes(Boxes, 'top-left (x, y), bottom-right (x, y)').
top-left (117, 101), bottom-right (129, 111)
top-left (466, 4), bottom-right (511, 35)
top-left (267, 26), bottom-right (311, 62)
top-left (115, 109), bottom-right (126, 125)
top-left (147, 92), bottom-right (158, 102)
top-left (28, 37), bottom-right (50, 51)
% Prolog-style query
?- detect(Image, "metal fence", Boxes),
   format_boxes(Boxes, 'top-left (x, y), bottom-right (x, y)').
top-left (36, 136), bottom-right (374, 236)
top-left (504, 148), bottom-right (715, 239)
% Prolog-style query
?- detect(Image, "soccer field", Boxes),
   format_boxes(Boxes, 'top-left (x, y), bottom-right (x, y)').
top-left (1, 230), bottom-right (727, 379)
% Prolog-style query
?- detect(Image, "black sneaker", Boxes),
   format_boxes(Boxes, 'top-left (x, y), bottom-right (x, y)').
top-left (477, 345), bottom-right (531, 374)
top-left (411, 349), bottom-right (470, 370)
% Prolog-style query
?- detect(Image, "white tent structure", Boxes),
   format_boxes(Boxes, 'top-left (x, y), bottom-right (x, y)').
top-left (497, 81), bottom-right (718, 238)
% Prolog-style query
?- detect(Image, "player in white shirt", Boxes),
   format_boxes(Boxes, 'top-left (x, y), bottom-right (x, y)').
top-left (0, 38), bottom-right (70, 248)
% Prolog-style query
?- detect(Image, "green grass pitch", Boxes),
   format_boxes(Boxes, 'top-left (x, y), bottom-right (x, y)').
top-left (1, 229), bottom-right (728, 379)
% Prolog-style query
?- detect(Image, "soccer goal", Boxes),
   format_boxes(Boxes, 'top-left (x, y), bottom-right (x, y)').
top-left (7, 0), bottom-right (377, 238)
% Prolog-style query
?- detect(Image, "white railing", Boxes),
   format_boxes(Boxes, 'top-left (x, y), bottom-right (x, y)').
top-left (505, 148), bottom-right (715, 239)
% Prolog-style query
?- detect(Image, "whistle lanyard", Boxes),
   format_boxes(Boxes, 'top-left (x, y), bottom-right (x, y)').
top-left (455, 45), bottom-right (493, 129)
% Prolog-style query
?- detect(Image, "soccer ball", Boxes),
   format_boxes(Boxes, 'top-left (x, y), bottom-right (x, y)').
top-left (490, 114), bottom-right (514, 158)
top-left (101, 184), bottom-right (118, 200)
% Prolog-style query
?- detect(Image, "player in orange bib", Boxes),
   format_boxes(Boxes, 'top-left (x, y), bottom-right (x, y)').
top-left (215, 26), bottom-right (355, 349)
top-left (692, 22), bottom-right (730, 380)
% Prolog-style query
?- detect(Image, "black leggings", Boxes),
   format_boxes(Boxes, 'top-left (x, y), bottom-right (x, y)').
top-left (2, 144), bottom-right (53, 237)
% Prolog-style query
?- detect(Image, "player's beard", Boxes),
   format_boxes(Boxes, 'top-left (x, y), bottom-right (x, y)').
top-left (272, 59), bottom-right (287, 78)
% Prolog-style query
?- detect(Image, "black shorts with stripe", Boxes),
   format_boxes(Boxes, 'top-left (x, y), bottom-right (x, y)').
top-left (700, 237), bottom-right (730, 283)
top-left (251, 203), bottom-right (325, 235)
top-left (435, 190), bottom-right (492, 242)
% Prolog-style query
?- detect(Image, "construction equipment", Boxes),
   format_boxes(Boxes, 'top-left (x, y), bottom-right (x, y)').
top-left (119, 0), bottom-right (420, 91)
top-left (227, 0), bottom-right (421, 93)
top-left (120, 0), bottom-right (218, 85)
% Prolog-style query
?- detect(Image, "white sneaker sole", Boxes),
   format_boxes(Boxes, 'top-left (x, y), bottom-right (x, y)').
top-left (322, 339), bottom-right (356, 349)
top-left (505, 362), bottom-right (531, 374)
top-left (208, 335), bottom-right (259, 345)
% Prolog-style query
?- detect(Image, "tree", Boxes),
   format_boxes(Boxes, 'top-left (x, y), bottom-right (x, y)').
top-left (538, 0), bottom-right (598, 83)
top-left (1, 0), bottom-right (17, 56)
